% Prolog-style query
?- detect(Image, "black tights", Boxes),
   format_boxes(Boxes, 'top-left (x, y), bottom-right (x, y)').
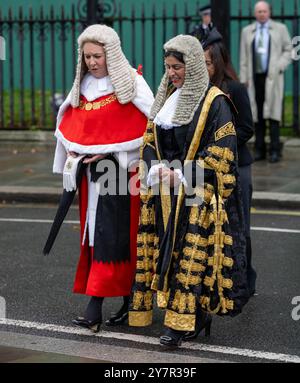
top-left (85, 295), bottom-right (129, 321)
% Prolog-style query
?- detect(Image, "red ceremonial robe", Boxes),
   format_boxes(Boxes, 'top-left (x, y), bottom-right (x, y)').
top-left (57, 93), bottom-right (147, 297)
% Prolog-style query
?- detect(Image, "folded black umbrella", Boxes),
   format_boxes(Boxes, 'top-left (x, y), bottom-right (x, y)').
top-left (43, 158), bottom-right (87, 255)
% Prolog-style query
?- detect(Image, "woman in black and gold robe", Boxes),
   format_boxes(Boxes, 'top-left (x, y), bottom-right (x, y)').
top-left (129, 35), bottom-right (249, 347)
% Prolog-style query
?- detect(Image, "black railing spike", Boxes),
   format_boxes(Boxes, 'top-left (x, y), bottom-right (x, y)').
top-left (40, 5), bottom-right (44, 20)
top-left (19, 6), bottom-right (23, 20)
top-left (61, 5), bottom-right (65, 20)
top-left (71, 4), bottom-right (75, 20)
top-left (248, 0), bottom-right (252, 19)
top-left (50, 5), bottom-right (54, 20)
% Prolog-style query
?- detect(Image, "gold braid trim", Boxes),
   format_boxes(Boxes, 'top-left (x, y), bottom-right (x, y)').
top-left (157, 290), bottom-right (170, 309)
top-left (193, 185), bottom-right (215, 205)
top-left (153, 249), bottom-right (160, 273)
top-left (139, 158), bottom-right (146, 182)
top-left (132, 291), bottom-right (144, 310)
top-left (180, 259), bottom-right (206, 273)
top-left (209, 208), bottom-right (228, 226)
top-left (200, 296), bottom-right (234, 314)
top-left (214, 122), bottom-right (236, 142)
top-left (204, 275), bottom-right (233, 289)
top-left (223, 174), bottom-right (236, 185)
top-left (137, 233), bottom-right (156, 244)
top-left (140, 205), bottom-right (155, 226)
top-left (208, 256), bottom-right (233, 268)
top-left (136, 259), bottom-right (153, 272)
top-left (79, 95), bottom-right (117, 110)
top-left (189, 205), bottom-right (211, 229)
top-left (183, 247), bottom-right (208, 261)
top-left (171, 291), bottom-right (196, 314)
top-left (144, 121), bottom-right (155, 139)
top-left (135, 272), bottom-right (153, 286)
top-left (188, 294), bottom-right (196, 314)
top-left (204, 195), bottom-right (234, 313)
top-left (129, 310), bottom-right (153, 327)
top-left (185, 233), bottom-right (208, 247)
top-left (143, 132), bottom-right (155, 145)
top-left (189, 206), bottom-right (199, 225)
top-left (137, 247), bottom-right (154, 257)
top-left (132, 291), bottom-right (153, 311)
top-left (144, 291), bottom-right (153, 311)
top-left (176, 272), bottom-right (201, 286)
top-left (164, 310), bottom-right (196, 332)
top-left (151, 274), bottom-right (160, 291)
top-left (208, 234), bottom-right (233, 246)
top-left (139, 186), bottom-right (153, 203)
top-left (205, 157), bottom-right (230, 174)
top-left (198, 207), bottom-right (208, 226)
top-left (207, 146), bottom-right (234, 162)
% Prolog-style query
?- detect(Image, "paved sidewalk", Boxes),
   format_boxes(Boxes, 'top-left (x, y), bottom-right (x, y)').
top-left (0, 134), bottom-right (299, 208)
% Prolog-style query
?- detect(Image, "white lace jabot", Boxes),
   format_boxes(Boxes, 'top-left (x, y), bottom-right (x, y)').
top-left (154, 89), bottom-right (181, 130)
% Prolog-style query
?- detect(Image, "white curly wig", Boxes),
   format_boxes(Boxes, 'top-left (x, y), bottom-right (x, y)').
top-left (150, 34), bottom-right (209, 125)
top-left (70, 24), bottom-right (136, 107)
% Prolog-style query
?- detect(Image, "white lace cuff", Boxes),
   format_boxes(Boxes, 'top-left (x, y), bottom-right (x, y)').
top-left (63, 155), bottom-right (85, 192)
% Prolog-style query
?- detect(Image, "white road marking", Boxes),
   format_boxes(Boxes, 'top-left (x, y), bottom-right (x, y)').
top-left (1, 218), bottom-right (299, 234)
top-left (0, 318), bottom-right (299, 363)
top-left (251, 209), bottom-right (300, 217)
top-left (250, 227), bottom-right (300, 234)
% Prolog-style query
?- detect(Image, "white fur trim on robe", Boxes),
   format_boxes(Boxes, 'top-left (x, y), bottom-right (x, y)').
top-left (53, 72), bottom-right (154, 174)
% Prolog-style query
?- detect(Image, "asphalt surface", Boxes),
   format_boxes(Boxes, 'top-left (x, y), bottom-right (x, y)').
top-left (0, 203), bottom-right (300, 363)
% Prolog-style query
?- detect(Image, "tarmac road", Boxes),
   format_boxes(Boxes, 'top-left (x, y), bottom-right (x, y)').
top-left (0, 203), bottom-right (300, 363)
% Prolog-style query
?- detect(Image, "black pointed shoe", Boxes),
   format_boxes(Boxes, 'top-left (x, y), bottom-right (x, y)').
top-left (72, 316), bottom-right (102, 333)
top-left (159, 328), bottom-right (186, 348)
top-left (183, 313), bottom-right (212, 341)
top-left (105, 309), bottom-right (128, 326)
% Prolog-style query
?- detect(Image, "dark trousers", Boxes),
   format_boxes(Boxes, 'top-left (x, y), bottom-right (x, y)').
top-left (254, 74), bottom-right (280, 155)
top-left (238, 165), bottom-right (256, 295)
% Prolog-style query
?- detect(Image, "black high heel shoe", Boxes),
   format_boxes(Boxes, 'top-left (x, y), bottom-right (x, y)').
top-left (105, 296), bottom-right (129, 326)
top-left (72, 296), bottom-right (103, 333)
top-left (72, 316), bottom-right (102, 333)
top-left (159, 328), bottom-right (186, 348)
top-left (183, 313), bottom-right (212, 341)
top-left (105, 311), bottom-right (128, 326)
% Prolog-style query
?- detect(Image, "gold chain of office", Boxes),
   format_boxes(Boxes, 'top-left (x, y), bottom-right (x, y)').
top-left (78, 94), bottom-right (117, 111)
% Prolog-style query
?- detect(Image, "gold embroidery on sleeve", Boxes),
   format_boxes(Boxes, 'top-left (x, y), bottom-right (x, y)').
top-left (215, 122), bottom-right (236, 142)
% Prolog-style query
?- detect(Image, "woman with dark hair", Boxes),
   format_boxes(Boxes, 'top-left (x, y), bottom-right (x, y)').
top-left (129, 34), bottom-right (249, 347)
top-left (203, 29), bottom-right (257, 298)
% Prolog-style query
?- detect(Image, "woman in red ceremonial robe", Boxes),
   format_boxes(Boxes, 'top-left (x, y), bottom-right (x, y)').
top-left (52, 24), bottom-right (154, 332)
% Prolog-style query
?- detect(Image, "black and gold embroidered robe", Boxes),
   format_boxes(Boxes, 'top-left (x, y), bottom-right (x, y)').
top-left (129, 86), bottom-right (249, 332)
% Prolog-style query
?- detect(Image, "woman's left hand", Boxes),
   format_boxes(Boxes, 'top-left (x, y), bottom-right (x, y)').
top-left (83, 154), bottom-right (108, 164)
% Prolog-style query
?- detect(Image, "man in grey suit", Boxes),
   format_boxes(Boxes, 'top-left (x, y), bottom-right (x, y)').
top-left (240, 1), bottom-right (292, 163)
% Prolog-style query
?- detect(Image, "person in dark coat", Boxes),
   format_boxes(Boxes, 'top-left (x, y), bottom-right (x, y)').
top-left (202, 28), bottom-right (257, 297)
top-left (190, 5), bottom-right (214, 44)
top-left (129, 34), bottom-right (249, 348)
